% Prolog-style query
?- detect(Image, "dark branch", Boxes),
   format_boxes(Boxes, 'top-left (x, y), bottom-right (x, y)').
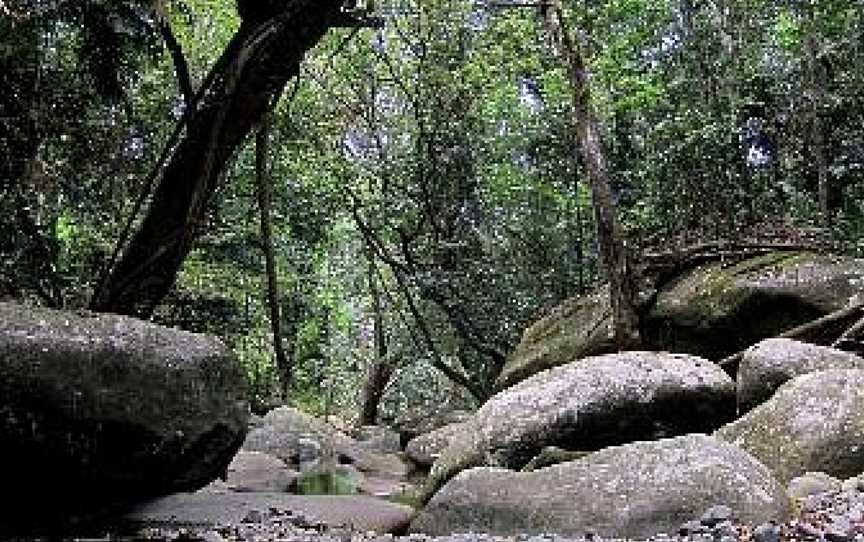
top-left (155, 17), bottom-right (194, 112)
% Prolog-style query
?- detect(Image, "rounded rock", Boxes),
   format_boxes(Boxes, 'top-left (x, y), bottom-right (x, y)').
top-left (0, 302), bottom-right (249, 533)
top-left (753, 522), bottom-right (781, 542)
top-left (700, 504), bottom-right (733, 526)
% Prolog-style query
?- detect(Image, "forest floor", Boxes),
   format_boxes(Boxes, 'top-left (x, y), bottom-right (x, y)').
top-left (18, 483), bottom-right (858, 542)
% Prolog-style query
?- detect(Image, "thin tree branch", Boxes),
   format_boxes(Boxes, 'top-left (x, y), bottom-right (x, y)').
top-left (349, 191), bottom-right (486, 401)
top-left (154, 16), bottom-right (194, 111)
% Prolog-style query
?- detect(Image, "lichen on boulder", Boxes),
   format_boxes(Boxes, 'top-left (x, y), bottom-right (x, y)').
top-left (424, 351), bottom-right (735, 501)
top-left (737, 338), bottom-right (864, 413)
top-left (715, 369), bottom-right (864, 486)
top-left (497, 251), bottom-right (864, 390)
top-left (411, 434), bottom-right (789, 538)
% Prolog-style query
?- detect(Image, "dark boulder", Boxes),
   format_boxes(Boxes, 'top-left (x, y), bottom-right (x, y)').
top-left (0, 302), bottom-right (249, 533)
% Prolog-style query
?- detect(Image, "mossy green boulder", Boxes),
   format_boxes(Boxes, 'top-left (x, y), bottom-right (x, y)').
top-left (715, 369), bottom-right (864, 486)
top-left (497, 286), bottom-right (615, 391)
top-left (497, 251), bottom-right (864, 390)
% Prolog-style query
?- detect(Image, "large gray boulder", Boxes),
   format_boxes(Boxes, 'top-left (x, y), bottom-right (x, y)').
top-left (410, 434), bottom-right (789, 538)
top-left (0, 302), bottom-right (249, 532)
top-left (737, 338), bottom-right (864, 413)
top-left (425, 351), bottom-right (735, 500)
top-left (715, 369), bottom-right (864, 486)
top-left (497, 251), bottom-right (864, 389)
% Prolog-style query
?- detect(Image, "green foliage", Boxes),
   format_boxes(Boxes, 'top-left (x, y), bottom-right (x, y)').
top-left (3, 0), bottom-right (862, 422)
top-left (775, 9), bottom-right (802, 51)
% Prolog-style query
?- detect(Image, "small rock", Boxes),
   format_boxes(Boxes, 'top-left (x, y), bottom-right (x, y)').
top-left (199, 531), bottom-right (226, 542)
top-left (803, 492), bottom-right (835, 513)
top-left (797, 522), bottom-right (825, 539)
top-left (848, 503), bottom-right (864, 523)
top-left (827, 515), bottom-right (854, 542)
top-left (711, 520), bottom-right (737, 539)
top-left (700, 504), bottom-right (733, 527)
top-left (242, 509), bottom-right (265, 524)
top-left (298, 437), bottom-right (323, 466)
top-left (789, 472), bottom-right (843, 501)
top-left (679, 519), bottom-right (709, 535)
top-left (844, 475), bottom-right (864, 493)
top-left (828, 530), bottom-right (853, 542)
top-left (175, 528), bottom-right (195, 540)
top-left (753, 522), bottom-right (781, 542)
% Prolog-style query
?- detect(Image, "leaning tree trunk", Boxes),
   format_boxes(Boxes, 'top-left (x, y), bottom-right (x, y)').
top-left (542, 1), bottom-right (641, 349)
top-left (90, 0), bottom-right (345, 317)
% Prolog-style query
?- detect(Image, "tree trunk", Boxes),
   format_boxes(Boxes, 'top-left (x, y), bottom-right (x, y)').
top-left (90, 0), bottom-right (344, 316)
top-left (1, 17), bottom-right (40, 195)
top-left (359, 253), bottom-right (395, 425)
top-left (541, 1), bottom-right (641, 349)
top-left (255, 112), bottom-right (291, 400)
top-left (803, 5), bottom-right (831, 225)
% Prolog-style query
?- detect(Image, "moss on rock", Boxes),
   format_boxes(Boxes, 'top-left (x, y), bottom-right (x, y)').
top-left (497, 251), bottom-right (864, 390)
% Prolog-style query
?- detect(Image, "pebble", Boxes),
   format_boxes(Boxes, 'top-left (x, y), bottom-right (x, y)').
top-left (797, 521), bottom-right (824, 539)
top-left (752, 522), bottom-right (780, 542)
top-left (678, 520), bottom-right (707, 535)
top-left (712, 521), bottom-right (737, 539)
top-left (241, 509), bottom-right (265, 524)
top-left (700, 505), bottom-right (733, 527)
top-left (200, 531), bottom-right (227, 542)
